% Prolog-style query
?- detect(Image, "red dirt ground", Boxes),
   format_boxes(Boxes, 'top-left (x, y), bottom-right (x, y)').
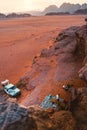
top-left (0, 15), bottom-right (86, 103)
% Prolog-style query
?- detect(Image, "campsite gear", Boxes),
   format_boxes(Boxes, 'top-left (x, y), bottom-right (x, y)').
top-left (56, 94), bottom-right (59, 100)
top-left (62, 84), bottom-right (71, 91)
top-left (40, 94), bottom-right (59, 111)
top-left (40, 94), bottom-right (67, 112)
top-left (46, 107), bottom-right (54, 113)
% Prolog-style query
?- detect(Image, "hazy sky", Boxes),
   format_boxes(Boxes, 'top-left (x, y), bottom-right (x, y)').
top-left (0, 0), bottom-right (87, 13)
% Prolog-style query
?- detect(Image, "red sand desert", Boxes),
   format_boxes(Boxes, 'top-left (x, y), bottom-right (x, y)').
top-left (0, 15), bottom-right (87, 103)
top-left (0, 15), bottom-right (86, 85)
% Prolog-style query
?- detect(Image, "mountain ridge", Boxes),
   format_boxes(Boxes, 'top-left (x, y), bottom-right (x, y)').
top-left (0, 13), bottom-right (31, 19)
top-left (0, 3), bottom-right (87, 17)
top-left (43, 2), bottom-right (87, 15)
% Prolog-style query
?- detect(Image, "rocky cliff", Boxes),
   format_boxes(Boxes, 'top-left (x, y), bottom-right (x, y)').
top-left (19, 24), bottom-right (87, 106)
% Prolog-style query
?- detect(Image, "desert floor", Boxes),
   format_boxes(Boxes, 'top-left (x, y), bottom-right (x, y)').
top-left (0, 15), bottom-right (86, 85)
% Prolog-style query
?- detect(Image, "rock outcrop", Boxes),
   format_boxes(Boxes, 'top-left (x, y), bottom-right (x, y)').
top-left (0, 93), bottom-right (75, 130)
top-left (19, 24), bottom-right (87, 106)
top-left (13, 24), bottom-right (87, 129)
top-left (71, 87), bottom-right (87, 130)
top-left (0, 96), bottom-right (37, 130)
top-left (28, 106), bottom-right (75, 130)
top-left (0, 87), bottom-right (87, 130)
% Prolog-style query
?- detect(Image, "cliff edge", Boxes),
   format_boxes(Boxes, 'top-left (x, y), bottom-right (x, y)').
top-left (19, 25), bottom-right (87, 106)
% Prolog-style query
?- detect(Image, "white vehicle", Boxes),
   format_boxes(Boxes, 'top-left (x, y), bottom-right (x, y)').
top-left (1, 80), bottom-right (21, 97)
top-left (1, 79), bottom-right (9, 87)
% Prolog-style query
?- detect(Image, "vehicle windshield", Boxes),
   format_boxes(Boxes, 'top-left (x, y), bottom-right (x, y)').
top-left (10, 86), bottom-right (16, 90)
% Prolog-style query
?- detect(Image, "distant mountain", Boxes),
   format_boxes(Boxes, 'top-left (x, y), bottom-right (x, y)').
top-left (0, 13), bottom-right (6, 18)
top-left (80, 3), bottom-right (87, 9)
top-left (74, 8), bottom-right (87, 14)
top-left (0, 3), bottom-right (87, 17)
top-left (0, 13), bottom-right (31, 19)
top-left (43, 3), bottom-right (87, 15)
top-left (45, 12), bottom-right (70, 16)
top-left (58, 3), bottom-right (81, 13)
top-left (6, 13), bottom-right (31, 18)
top-left (43, 5), bottom-right (58, 14)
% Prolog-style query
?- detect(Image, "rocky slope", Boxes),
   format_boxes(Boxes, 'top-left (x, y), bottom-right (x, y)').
top-left (0, 87), bottom-right (87, 130)
top-left (71, 87), bottom-right (87, 130)
top-left (19, 24), bottom-right (87, 106)
top-left (0, 94), bottom-right (37, 130)
top-left (0, 24), bottom-right (87, 130)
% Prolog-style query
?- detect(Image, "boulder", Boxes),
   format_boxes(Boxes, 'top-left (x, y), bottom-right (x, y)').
top-left (0, 99), bottom-right (37, 130)
top-left (50, 111), bottom-right (75, 130)
top-left (28, 106), bottom-right (75, 130)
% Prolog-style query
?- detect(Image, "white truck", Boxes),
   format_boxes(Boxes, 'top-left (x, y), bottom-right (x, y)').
top-left (1, 80), bottom-right (21, 97)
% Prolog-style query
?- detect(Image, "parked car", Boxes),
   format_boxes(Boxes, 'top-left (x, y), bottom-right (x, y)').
top-left (1, 80), bottom-right (21, 97)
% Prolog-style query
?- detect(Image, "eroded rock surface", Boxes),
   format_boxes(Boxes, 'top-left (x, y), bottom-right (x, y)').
top-left (19, 25), bottom-right (87, 106)
top-left (71, 87), bottom-right (87, 130)
top-left (0, 97), bottom-right (37, 130)
top-left (0, 87), bottom-right (87, 130)
top-left (0, 96), bottom-right (75, 130)
top-left (27, 105), bottom-right (75, 130)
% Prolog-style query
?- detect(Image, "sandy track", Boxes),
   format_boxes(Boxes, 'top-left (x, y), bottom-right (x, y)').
top-left (0, 15), bottom-right (86, 84)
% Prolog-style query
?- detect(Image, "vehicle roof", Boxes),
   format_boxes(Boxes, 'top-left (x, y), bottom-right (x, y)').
top-left (1, 79), bottom-right (9, 85)
top-left (4, 84), bottom-right (15, 89)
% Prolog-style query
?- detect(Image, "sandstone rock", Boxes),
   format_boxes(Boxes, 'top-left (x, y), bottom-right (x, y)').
top-left (56, 26), bottom-right (79, 41)
top-left (28, 107), bottom-right (75, 130)
top-left (50, 111), bottom-right (75, 130)
top-left (77, 87), bottom-right (87, 95)
top-left (19, 25), bottom-right (87, 106)
top-left (40, 47), bottom-right (54, 57)
top-left (71, 87), bottom-right (87, 130)
top-left (78, 64), bottom-right (87, 82)
top-left (0, 87), bottom-right (87, 130)
top-left (40, 48), bottom-right (49, 57)
top-left (0, 100), bottom-right (37, 130)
